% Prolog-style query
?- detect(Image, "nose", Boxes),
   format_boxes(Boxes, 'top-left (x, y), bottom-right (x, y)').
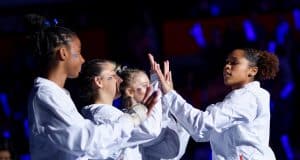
top-left (117, 75), bottom-right (123, 83)
top-left (223, 64), bottom-right (231, 73)
top-left (224, 63), bottom-right (230, 70)
top-left (80, 54), bottom-right (85, 64)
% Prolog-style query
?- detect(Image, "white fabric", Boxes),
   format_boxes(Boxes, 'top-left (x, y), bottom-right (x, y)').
top-left (162, 81), bottom-right (276, 160)
top-left (132, 103), bottom-right (148, 122)
top-left (81, 99), bottom-right (162, 160)
top-left (28, 77), bottom-right (137, 160)
top-left (140, 73), bottom-right (190, 160)
top-left (141, 112), bottom-right (190, 160)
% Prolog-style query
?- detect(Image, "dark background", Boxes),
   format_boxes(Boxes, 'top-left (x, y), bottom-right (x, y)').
top-left (1, 0), bottom-right (300, 159)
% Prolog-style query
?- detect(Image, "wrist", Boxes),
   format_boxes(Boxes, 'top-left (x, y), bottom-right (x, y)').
top-left (124, 103), bottom-right (148, 126)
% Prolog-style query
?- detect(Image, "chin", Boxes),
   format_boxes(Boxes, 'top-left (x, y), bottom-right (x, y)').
top-left (223, 79), bottom-right (229, 85)
top-left (224, 80), bottom-right (234, 88)
top-left (114, 93), bottom-right (121, 99)
top-left (68, 74), bottom-right (79, 79)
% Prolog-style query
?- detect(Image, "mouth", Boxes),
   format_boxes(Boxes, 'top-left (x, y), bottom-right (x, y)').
top-left (223, 72), bottom-right (231, 78)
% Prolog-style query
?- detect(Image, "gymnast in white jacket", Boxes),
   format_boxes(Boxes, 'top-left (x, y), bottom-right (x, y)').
top-left (148, 48), bottom-right (279, 160)
top-left (77, 59), bottom-right (162, 160)
top-left (117, 66), bottom-right (190, 160)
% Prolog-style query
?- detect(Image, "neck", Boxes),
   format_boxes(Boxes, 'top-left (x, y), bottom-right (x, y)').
top-left (231, 80), bottom-right (254, 90)
top-left (94, 92), bottom-right (114, 105)
top-left (46, 68), bottom-right (67, 88)
top-left (131, 99), bottom-right (138, 106)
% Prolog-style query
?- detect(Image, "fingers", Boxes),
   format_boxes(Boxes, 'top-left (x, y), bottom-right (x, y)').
top-left (148, 53), bottom-right (155, 70)
top-left (166, 70), bottom-right (172, 81)
top-left (148, 53), bottom-right (167, 79)
top-left (169, 71), bottom-right (173, 82)
top-left (147, 54), bottom-right (173, 93)
top-left (155, 63), bottom-right (163, 78)
top-left (165, 71), bottom-right (170, 82)
top-left (163, 60), bottom-right (169, 78)
top-left (142, 85), bottom-right (153, 104)
top-left (168, 71), bottom-right (174, 89)
top-left (144, 91), bottom-right (160, 116)
top-left (155, 63), bottom-right (167, 84)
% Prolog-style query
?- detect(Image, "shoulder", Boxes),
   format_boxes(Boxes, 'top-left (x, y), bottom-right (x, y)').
top-left (226, 88), bottom-right (257, 104)
top-left (82, 104), bottom-right (122, 114)
top-left (34, 77), bottom-right (68, 99)
top-left (229, 81), bottom-right (269, 101)
top-left (82, 104), bottom-right (123, 123)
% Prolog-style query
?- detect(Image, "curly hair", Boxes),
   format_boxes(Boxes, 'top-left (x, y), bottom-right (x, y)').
top-left (243, 48), bottom-right (279, 81)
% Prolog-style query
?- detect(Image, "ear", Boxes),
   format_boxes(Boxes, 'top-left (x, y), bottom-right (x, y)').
top-left (93, 76), bottom-right (103, 88)
top-left (125, 87), bottom-right (134, 98)
top-left (56, 46), bottom-right (69, 61)
top-left (248, 66), bottom-right (258, 77)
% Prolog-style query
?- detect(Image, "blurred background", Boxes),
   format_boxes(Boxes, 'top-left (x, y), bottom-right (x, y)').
top-left (1, 0), bottom-right (300, 159)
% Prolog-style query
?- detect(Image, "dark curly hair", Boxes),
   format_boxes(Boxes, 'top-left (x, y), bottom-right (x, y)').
top-left (243, 48), bottom-right (279, 81)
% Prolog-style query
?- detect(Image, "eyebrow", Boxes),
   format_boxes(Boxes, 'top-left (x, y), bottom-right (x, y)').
top-left (140, 81), bottom-right (149, 84)
top-left (227, 56), bottom-right (238, 60)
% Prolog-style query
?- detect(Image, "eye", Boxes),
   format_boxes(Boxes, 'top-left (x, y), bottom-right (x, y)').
top-left (142, 84), bottom-right (149, 88)
top-left (225, 60), bottom-right (230, 64)
top-left (231, 61), bottom-right (238, 65)
top-left (225, 59), bottom-right (238, 65)
top-left (107, 76), bottom-right (113, 80)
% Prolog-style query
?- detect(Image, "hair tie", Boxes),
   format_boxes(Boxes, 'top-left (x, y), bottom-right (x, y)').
top-left (116, 65), bottom-right (128, 75)
top-left (43, 18), bottom-right (59, 28)
top-left (53, 18), bottom-right (58, 25)
top-left (43, 19), bottom-right (51, 28)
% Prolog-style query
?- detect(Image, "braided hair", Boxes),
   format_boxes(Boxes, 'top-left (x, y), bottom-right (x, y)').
top-left (24, 14), bottom-right (77, 76)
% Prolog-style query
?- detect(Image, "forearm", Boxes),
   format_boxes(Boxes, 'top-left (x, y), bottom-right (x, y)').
top-left (162, 90), bottom-right (210, 141)
top-left (125, 101), bottom-right (163, 147)
top-left (45, 114), bottom-right (135, 159)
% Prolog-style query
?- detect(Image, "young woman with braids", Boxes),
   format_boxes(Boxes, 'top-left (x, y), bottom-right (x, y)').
top-left (25, 14), bottom-right (159, 160)
top-left (149, 48), bottom-right (279, 160)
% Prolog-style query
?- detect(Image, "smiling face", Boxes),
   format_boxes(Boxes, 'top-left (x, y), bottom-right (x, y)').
top-left (223, 49), bottom-right (258, 89)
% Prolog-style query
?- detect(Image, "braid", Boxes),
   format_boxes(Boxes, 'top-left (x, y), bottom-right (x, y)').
top-left (24, 14), bottom-right (77, 73)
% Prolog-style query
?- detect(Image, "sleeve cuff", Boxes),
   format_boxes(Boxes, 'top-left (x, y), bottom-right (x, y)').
top-left (123, 103), bottom-right (148, 127)
top-left (162, 90), bottom-right (177, 103)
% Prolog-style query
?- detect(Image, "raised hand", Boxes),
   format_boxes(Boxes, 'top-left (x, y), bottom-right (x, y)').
top-left (163, 60), bottom-right (174, 92)
top-left (147, 53), bottom-right (173, 94)
top-left (142, 85), bottom-right (160, 116)
top-left (148, 52), bottom-right (156, 74)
